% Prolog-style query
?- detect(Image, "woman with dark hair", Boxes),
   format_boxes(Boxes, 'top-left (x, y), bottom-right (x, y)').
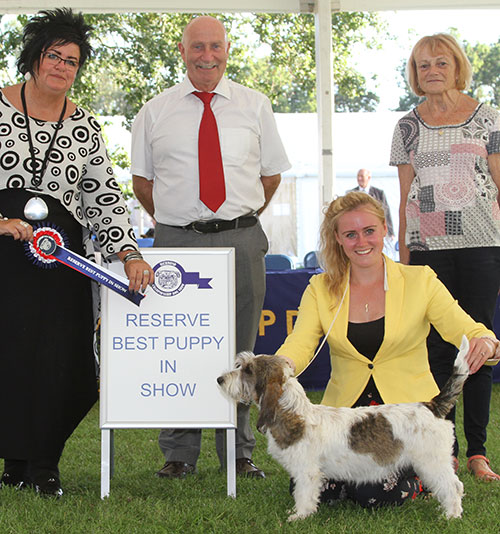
top-left (390, 33), bottom-right (500, 481)
top-left (278, 192), bottom-right (499, 508)
top-left (0, 8), bottom-right (153, 497)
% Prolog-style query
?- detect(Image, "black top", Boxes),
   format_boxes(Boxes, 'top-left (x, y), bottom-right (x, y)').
top-left (347, 317), bottom-right (384, 407)
top-left (347, 316), bottom-right (384, 361)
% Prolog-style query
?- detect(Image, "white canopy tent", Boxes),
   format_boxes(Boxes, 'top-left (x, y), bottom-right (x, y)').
top-left (1, 0), bottom-right (498, 202)
top-left (2, 1), bottom-right (500, 14)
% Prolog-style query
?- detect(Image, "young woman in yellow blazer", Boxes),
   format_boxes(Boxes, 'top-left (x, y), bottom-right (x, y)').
top-left (278, 191), bottom-right (499, 508)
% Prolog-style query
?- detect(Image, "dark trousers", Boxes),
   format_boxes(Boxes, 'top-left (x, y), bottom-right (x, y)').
top-left (410, 247), bottom-right (500, 458)
top-left (154, 221), bottom-right (268, 465)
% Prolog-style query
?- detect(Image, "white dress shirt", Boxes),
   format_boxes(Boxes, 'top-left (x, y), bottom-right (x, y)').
top-left (131, 76), bottom-right (291, 226)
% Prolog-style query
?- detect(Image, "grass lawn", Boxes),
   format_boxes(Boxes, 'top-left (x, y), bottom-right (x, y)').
top-left (1, 386), bottom-right (500, 534)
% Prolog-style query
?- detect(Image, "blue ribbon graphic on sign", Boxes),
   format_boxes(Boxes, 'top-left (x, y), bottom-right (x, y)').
top-left (35, 232), bottom-right (144, 306)
top-left (151, 259), bottom-right (212, 297)
top-left (182, 271), bottom-right (212, 289)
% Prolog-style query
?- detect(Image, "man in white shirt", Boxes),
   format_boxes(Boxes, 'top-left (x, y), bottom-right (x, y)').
top-left (131, 15), bottom-right (291, 480)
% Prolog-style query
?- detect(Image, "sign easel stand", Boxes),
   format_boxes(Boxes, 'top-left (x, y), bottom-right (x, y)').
top-left (100, 427), bottom-right (236, 499)
top-left (99, 248), bottom-right (237, 500)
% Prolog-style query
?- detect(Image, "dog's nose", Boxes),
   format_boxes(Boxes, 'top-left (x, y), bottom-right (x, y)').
top-left (217, 376), bottom-right (224, 385)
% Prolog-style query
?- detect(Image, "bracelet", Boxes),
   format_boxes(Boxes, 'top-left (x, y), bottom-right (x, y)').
top-left (0, 212), bottom-right (7, 220)
top-left (123, 251), bottom-right (144, 264)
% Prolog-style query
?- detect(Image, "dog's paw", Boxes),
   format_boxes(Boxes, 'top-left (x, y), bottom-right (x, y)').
top-left (445, 510), bottom-right (462, 520)
top-left (287, 509), bottom-right (313, 522)
top-left (287, 512), bottom-right (305, 522)
top-left (443, 498), bottom-right (463, 520)
top-left (444, 505), bottom-right (462, 519)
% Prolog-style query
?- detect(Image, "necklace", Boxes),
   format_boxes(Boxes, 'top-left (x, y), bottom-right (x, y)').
top-left (365, 303), bottom-right (369, 314)
top-left (20, 82), bottom-right (67, 220)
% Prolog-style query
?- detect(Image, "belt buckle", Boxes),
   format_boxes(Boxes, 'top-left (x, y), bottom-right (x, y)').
top-left (191, 222), bottom-right (204, 234)
top-left (192, 221), bottom-right (219, 233)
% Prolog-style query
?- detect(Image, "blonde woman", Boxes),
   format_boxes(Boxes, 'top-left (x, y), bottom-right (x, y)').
top-left (278, 192), bottom-right (499, 507)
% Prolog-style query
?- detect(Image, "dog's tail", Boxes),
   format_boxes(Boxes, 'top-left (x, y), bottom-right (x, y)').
top-left (424, 335), bottom-right (470, 419)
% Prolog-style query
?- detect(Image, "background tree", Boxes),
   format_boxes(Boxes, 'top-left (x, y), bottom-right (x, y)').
top-left (0, 10), bottom-right (387, 182)
top-left (0, 11), bottom-right (386, 122)
top-left (247, 12), bottom-right (383, 113)
top-left (463, 39), bottom-right (500, 108)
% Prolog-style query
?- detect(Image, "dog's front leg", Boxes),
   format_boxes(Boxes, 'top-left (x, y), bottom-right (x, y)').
top-left (287, 470), bottom-right (323, 521)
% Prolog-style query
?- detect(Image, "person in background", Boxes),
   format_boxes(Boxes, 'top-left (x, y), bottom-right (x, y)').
top-left (277, 191), bottom-right (499, 507)
top-left (131, 15), bottom-right (291, 479)
top-left (349, 168), bottom-right (395, 239)
top-left (0, 9), bottom-right (153, 497)
top-left (390, 33), bottom-right (500, 481)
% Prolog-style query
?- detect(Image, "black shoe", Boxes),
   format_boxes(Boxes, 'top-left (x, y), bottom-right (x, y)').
top-left (0, 471), bottom-right (33, 490)
top-left (1, 459), bottom-right (32, 490)
top-left (35, 476), bottom-right (63, 498)
top-left (31, 458), bottom-right (62, 498)
top-left (235, 458), bottom-right (265, 478)
top-left (155, 461), bottom-right (195, 479)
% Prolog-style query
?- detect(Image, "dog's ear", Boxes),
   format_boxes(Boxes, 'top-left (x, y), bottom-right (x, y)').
top-left (256, 380), bottom-right (283, 434)
top-left (234, 351), bottom-right (255, 367)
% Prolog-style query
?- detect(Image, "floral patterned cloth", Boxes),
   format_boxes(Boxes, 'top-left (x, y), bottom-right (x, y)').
top-left (390, 104), bottom-right (500, 251)
top-left (319, 472), bottom-right (423, 508)
top-left (290, 470), bottom-right (423, 509)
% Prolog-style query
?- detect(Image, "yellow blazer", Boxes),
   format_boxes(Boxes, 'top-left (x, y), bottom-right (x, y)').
top-left (277, 257), bottom-right (496, 408)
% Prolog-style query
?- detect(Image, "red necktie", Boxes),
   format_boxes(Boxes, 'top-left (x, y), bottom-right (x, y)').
top-left (194, 92), bottom-right (226, 212)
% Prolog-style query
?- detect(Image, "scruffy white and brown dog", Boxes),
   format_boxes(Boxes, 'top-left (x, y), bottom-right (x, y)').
top-left (217, 336), bottom-right (470, 521)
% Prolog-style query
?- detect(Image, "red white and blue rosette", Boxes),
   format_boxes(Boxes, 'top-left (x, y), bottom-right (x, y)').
top-left (25, 223), bottom-right (68, 269)
top-left (26, 226), bottom-right (144, 306)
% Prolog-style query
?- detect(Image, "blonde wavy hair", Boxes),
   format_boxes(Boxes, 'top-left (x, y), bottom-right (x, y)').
top-left (319, 191), bottom-right (386, 302)
top-left (407, 33), bottom-right (472, 97)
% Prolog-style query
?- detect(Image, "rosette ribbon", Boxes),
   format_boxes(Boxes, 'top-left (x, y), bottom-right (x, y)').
top-left (33, 231), bottom-right (144, 306)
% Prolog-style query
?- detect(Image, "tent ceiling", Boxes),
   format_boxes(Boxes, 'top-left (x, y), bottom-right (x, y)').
top-left (1, 1), bottom-right (500, 14)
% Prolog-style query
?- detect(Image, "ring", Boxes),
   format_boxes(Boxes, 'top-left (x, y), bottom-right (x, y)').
top-left (481, 351), bottom-right (486, 356)
top-left (143, 270), bottom-right (150, 275)
top-left (20, 221), bottom-right (29, 228)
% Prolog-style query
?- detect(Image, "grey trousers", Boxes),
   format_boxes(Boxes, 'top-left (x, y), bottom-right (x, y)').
top-left (154, 221), bottom-right (268, 465)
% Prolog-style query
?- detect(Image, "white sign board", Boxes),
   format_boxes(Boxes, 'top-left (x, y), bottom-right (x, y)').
top-left (100, 248), bottom-right (236, 429)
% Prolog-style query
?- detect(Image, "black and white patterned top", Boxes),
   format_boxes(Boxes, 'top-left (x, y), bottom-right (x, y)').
top-left (0, 91), bottom-right (137, 259)
top-left (390, 103), bottom-right (500, 251)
